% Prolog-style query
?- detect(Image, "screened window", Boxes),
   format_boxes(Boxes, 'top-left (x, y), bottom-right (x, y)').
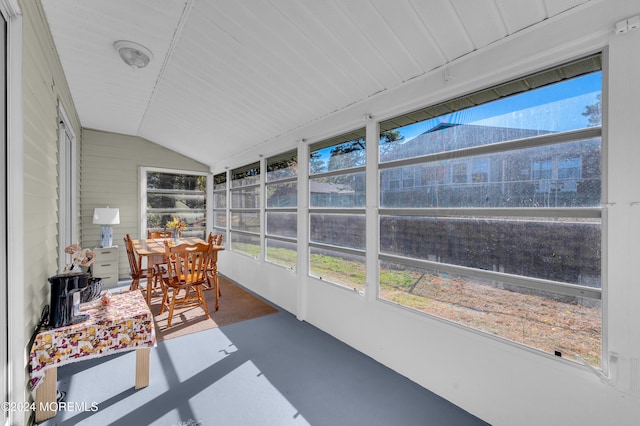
top-left (212, 172), bottom-right (227, 241)
top-left (309, 129), bottom-right (366, 291)
top-left (144, 169), bottom-right (207, 239)
top-left (265, 150), bottom-right (298, 270)
top-left (230, 162), bottom-right (261, 257)
top-left (378, 54), bottom-right (603, 367)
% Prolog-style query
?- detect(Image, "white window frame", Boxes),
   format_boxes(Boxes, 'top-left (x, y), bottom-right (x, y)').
top-left (211, 171), bottom-right (228, 238)
top-left (2, 1), bottom-right (22, 424)
top-left (139, 166), bottom-right (208, 238)
top-left (0, 8), bottom-right (7, 425)
top-left (229, 162), bottom-right (261, 258)
top-left (308, 131), bottom-right (367, 292)
top-left (57, 102), bottom-right (77, 273)
top-left (264, 150), bottom-right (298, 270)
top-left (377, 56), bottom-right (604, 366)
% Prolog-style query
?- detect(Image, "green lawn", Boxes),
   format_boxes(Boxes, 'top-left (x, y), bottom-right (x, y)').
top-left (227, 243), bottom-right (601, 366)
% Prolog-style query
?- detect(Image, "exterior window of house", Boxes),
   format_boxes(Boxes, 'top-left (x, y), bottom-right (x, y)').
top-left (559, 157), bottom-right (582, 180)
top-left (265, 150), bottom-right (298, 270)
top-left (309, 129), bottom-right (366, 291)
top-left (230, 162), bottom-right (261, 257)
top-left (377, 54), bottom-right (603, 367)
top-left (533, 159), bottom-right (552, 180)
top-left (388, 169), bottom-right (401, 190)
top-left (212, 172), bottom-right (227, 240)
top-left (452, 163), bottom-right (467, 183)
top-left (402, 167), bottom-right (415, 188)
top-left (471, 159), bottom-right (489, 183)
top-left (143, 168), bottom-right (207, 239)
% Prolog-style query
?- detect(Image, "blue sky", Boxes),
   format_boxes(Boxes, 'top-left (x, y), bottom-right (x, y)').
top-left (395, 72), bottom-right (602, 143)
top-left (312, 72), bottom-right (601, 163)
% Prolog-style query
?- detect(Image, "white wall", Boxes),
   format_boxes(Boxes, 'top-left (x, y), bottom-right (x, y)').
top-left (80, 129), bottom-right (210, 278)
top-left (216, 2), bottom-right (640, 425)
top-left (18, 0), bottom-right (82, 423)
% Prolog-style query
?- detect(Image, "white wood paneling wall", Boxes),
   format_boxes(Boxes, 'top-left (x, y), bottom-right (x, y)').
top-left (20, 0), bottom-right (81, 423)
top-left (80, 129), bottom-right (209, 279)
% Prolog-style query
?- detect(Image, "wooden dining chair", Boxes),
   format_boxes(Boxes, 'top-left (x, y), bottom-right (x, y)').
top-left (147, 230), bottom-right (172, 239)
top-left (205, 233), bottom-right (223, 301)
top-left (157, 242), bottom-right (213, 328)
top-left (124, 234), bottom-right (153, 293)
top-left (208, 232), bottom-right (223, 246)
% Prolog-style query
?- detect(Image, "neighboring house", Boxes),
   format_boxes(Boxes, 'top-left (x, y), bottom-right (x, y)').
top-left (309, 180), bottom-right (357, 207)
top-left (380, 123), bottom-right (600, 208)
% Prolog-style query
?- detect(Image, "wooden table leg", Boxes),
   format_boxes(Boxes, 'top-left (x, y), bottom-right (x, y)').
top-left (135, 347), bottom-right (150, 389)
top-left (35, 367), bottom-right (57, 422)
top-left (145, 253), bottom-right (165, 305)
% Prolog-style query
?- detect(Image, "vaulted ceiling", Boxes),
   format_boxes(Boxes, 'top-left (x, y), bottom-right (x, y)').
top-left (41, 0), bottom-right (597, 168)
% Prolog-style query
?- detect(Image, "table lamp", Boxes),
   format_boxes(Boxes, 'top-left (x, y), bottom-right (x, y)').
top-left (93, 207), bottom-right (120, 247)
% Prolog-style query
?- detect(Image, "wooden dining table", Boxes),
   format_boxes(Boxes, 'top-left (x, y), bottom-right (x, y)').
top-left (131, 237), bottom-right (224, 305)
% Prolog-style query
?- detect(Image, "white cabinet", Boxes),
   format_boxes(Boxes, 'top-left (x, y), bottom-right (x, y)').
top-left (92, 246), bottom-right (119, 287)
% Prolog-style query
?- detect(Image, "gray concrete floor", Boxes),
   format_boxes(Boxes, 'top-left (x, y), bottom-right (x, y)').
top-left (37, 290), bottom-right (488, 426)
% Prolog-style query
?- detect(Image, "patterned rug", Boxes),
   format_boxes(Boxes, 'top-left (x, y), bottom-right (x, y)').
top-left (150, 275), bottom-right (278, 341)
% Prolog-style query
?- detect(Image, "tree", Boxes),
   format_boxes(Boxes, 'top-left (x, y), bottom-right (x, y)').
top-left (309, 129), bottom-right (405, 175)
top-left (327, 138), bottom-right (366, 171)
top-left (582, 94), bottom-right (601, 127)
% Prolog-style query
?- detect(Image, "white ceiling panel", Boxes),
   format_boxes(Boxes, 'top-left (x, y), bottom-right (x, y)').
top-left (544, 0), bottom-right (590, 16)
top-left (450, 0), bottom-right (507, 49)
top-left (273, 1), bottom-right (381, 99)
top-left (409, 0), bottom-right (474, 63)
top-left (42, 0), bottom-right (188, 135)
top-left (294, 0), bottom-right (400, 90)
top-left (370, 0), bottom-right (446, 73)
top-left (496, 0), bottom-right (548, 34)
top-left (40, 0), bottom-right (612, 167)
top-left (338, 0), bottom-right (424, 82)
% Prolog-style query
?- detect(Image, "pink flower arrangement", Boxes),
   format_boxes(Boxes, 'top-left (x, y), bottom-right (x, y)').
top-left (64, 244), bottom-right (96, 273)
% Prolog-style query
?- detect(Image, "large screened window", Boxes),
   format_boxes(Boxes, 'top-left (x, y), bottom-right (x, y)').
top-left (309, 129), bottom-right (366, 291)
top-left (265, 150), bottom-right (298, 270)
top-left (212, 172), bottom-right (227, 241)
top-left (230, 162), bottom-right (261, 257)
top-left (143, 168), bottom-right (207, 239)
top-left (378, 55), bottom-right (603, 366)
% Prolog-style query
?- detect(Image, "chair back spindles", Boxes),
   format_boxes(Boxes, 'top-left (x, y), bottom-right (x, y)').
top-left (148, 230), bottom-right (172, 239)
top-left (207, 232), bottom-right (223, 246)
top-left (158, 242), bottom-right (213, 328)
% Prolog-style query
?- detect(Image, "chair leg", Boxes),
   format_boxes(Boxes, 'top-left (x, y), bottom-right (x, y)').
top-left (166, 291), bottom-right (177, 328)
top-left (159, 286), bottom-right (169, 315)
top-left (206, 272), bottom-right (221, 308)
top-left (129, 277), bottom-right (139, 291)
top-left (152, 272), bottom-right (162, 291)
top-left (199, 286), bottom-right (210, 319)
top-left (213, 278), bottom-right (219, 311)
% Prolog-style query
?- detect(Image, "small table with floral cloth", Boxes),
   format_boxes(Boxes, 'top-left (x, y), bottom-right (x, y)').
top-left (29, 290), bottom-right (156, 422)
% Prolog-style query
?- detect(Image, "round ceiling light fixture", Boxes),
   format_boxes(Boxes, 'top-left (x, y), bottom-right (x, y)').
top-left (114, 40), bottom-right (153, 69)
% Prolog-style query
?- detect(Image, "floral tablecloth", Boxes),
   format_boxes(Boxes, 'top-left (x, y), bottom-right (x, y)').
top-left (29, 290), bottom-right (156, 391)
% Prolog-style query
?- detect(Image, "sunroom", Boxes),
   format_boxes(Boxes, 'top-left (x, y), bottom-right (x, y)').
top-left (3, 0), bottom-right (640, 425)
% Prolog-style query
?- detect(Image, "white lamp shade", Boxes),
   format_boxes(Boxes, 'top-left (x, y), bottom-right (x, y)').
top-left (93, 207), bottom-right (120, 225)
